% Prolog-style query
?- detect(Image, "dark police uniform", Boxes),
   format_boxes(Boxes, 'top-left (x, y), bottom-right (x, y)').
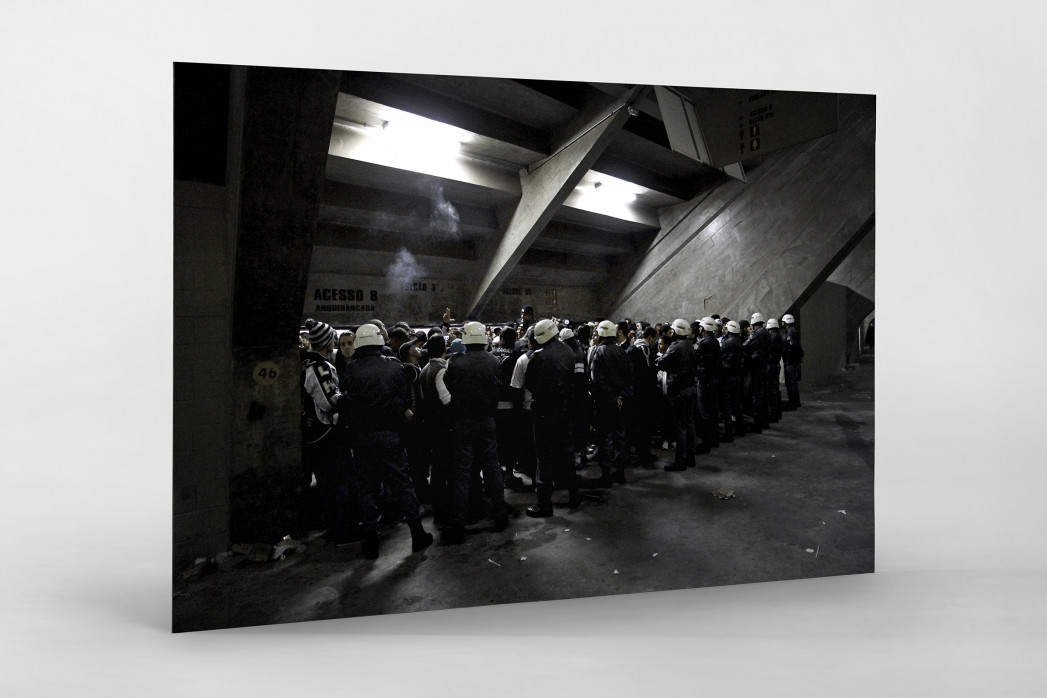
top-left (656, 336), bottom-right (697, 470)
top-left (525, 337), bottom-right (578, 513)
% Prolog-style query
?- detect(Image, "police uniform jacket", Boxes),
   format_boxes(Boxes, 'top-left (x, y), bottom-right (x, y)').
top-left (590, 339), bottom-right (633, 400)
top-left (655, 337), bottom-right (696, 397)
top-left (742, 326), bottom-right (770, 375)
top-left (341, 346), bottom-right (411, 433)
top-left (694, 335), bottom-right (723, 383)
top-left (443, 346), bottom-right (501, 420)
top-left (720, 334), bottom-right (744, 375)
top-left (782, 326), bottom-right (804, 363)
top-left (525, 338), bottom-right (575, 416)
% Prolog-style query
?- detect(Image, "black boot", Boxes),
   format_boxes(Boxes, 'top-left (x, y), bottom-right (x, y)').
top-left (596, 465), bottom-right (613, 488)
top-left (612, 467), bottom-right (627, 485)
top-left (409, 519), bottom-right (434, 552)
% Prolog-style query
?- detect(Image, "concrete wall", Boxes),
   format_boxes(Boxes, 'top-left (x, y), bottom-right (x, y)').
top-left (795, 281), bottom-right (849, 387)
top-left (173, 65), bottom-right (244, 573)
top-left (605, 94), bottom-right (875, 325)
top-left (173, 180), bottom-right (236, 571)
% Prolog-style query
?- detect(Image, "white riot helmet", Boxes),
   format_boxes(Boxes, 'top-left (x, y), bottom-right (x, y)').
top-left (462, 321), bottom-right (487, 345)
top-left (700, 316), bottom-right (716, 333)
top-left (533, 318), bottom-right (558, 345)
top-left (725, 320), bottom-right (741, 335)
top-left (766, 318), bottom-right (780, 329)
top-left (597, 320), bottom-right (617, 338)
top-left (559, 327), bottom-right (575, 341)
top-left (671, 318), bottom-right (691, 337)
top-left (355, 323), bottom-right (384, 348)
top-left (750, 312), bottom-right (765, 325)
top-left (782, 314), bottom-right (795, 324)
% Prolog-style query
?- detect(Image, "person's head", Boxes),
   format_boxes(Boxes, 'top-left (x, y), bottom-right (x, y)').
top-left (657, 336), bottom-right (669, 354)
top-left (366, 319), bottom-right (389, 342)
top-left (616, 320), bottom-right (632, 343)
top-left (462, 321), bottom-right (487, 350)
top-left (338, 330), bottom-right (356, 360)
top-left (304, 318), bottom-right (337, 356)
top-left (766, 318), bottom-right (780, 333)
top-left (596, 320), bottom-right (617, 344)
top-left (354, 324), bottom-right (385, 352)
top-left (524, 326), bottom-right (538, 350)
top-left (533, 319), bottom-right (559, 346)
top-left (521, 305), bottom-right (535, 326)
top-left (750, 312), bottom-right (765, 328)
top-left (781, 314), bottom-right (795, 326)
top-left (446, 338), bottom-right (466, 356)
top-left (425, 334), bottom-right (446, 359)
top-left (642, 325), bottom-right (658, 347)
top-left (388, 326), bottom-right (410, 349)
top-left (575, 323), bottom-right (592, 347)
top-left (399, 342), bottom-right (421, 365)
top-left (500, 327), bottom-right (517, 349)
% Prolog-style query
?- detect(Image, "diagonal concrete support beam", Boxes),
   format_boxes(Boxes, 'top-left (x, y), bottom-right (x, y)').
top-left (465, 85), bottom-right (649, 317)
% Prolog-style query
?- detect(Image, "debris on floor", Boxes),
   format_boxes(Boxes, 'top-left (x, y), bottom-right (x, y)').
top-left (488, 559), bottom-right (501, 567)
top-left (711, 488), bottom-right (736, 500)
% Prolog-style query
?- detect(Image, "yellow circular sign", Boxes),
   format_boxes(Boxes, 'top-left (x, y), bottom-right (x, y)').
top-left (253, 361), bottom-right (280, 385)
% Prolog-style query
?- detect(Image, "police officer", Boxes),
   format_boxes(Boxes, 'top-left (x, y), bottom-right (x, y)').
top-left (718, 320), bottom-right (746, 440)
top-left (657, 319), bottom-right (698, 471)
top-left (590, 320), bottom-right (633, 486)
top-left (765, 318), bottom-right (784, 422)
top-left (743, 313), bottom-right (771, 433)
top-left (341, 324), bottom-right (434, 560)
top-left (781, 314), bottom-right (804, 410)
top-left (694, 317), bottom-right (722, 452)
top-left (438, 321), bottom-right (511, 544)
top-left (625, 324), bottom-right (658, 468)
top-left (525, 319), bottom-right (579, 517)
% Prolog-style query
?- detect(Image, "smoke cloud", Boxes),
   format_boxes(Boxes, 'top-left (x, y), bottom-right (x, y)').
top-left (385, 247), bottom-right (428, 294)
top-left (424, 180), bottom-right (461, 239)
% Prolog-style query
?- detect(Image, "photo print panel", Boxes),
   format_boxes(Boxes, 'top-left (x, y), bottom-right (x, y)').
top-left (173, 62), bottom-right (874, 631)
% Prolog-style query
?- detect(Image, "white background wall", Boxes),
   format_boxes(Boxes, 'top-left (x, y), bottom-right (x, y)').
top-left (2, 2), bottom-right (1045, 696)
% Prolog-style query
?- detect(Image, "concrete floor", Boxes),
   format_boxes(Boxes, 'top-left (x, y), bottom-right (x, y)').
top-left (173, 354), bottom-right (874, 632)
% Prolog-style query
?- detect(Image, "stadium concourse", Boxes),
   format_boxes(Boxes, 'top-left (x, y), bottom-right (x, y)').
top-left (173, 352), bottom-right (873, 632)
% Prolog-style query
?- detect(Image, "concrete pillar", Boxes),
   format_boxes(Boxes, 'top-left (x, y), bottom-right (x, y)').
top-left (466, 86), bottom-right (648, 317)
top-left (226, 67), bottom-right (340, 545)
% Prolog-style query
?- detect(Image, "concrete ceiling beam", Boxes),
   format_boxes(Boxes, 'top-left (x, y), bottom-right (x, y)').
top-left (464, 85), bottom-right (650, 317)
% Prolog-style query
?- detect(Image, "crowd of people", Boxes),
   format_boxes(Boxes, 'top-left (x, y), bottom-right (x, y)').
top-left (298, 304), bottom-right (804, 560)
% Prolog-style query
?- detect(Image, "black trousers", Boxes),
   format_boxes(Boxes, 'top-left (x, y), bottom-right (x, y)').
top-left (784, 361), bottom-right (801, 407)
top-left (302, 428), bottom-right (356, 540)
top-left (449, 417), bottom-right (507, 528)
top-left (696, 377), bottom-right (720, 447)
top-left (533, 412), bottom-right (577, 506)
top-left (593, 395), bottom-right (627, 471)
top-left (352, 429), bottom-right (423, 534)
